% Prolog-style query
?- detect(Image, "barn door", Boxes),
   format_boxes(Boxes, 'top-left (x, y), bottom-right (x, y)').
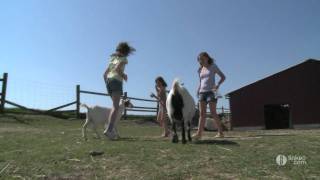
top-left (264, 104), bottom-right (291, 129)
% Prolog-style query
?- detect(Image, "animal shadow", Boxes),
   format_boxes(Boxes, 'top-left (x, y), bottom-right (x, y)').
top-left (193, 139), bottom-right (239, 146)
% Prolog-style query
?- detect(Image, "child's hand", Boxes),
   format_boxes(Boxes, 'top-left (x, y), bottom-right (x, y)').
top-left (211, 85), bottom-right (218, 93)
top-left (122, 73), bottom-right (128, 81)
top-left (150, 93), bottom-right (156, 98)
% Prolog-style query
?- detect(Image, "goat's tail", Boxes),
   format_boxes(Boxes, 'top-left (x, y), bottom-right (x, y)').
top-left (81, 103), bottom-right (89, 109)
top-left (172, 78), bottom-right (181, 95)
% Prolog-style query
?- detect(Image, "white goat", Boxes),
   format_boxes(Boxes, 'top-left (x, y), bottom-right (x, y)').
top-left (81, 98), bottom-right (133, 140)
top-left (166, 79), bottom-right (196, 144)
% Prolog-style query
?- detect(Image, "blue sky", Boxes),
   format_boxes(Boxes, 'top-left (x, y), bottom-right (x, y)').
top-left (1, 0), bottom-right (320, 112)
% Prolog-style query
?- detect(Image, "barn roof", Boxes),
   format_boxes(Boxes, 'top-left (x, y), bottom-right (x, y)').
top-left (226, 59), bottom-right (320, 96)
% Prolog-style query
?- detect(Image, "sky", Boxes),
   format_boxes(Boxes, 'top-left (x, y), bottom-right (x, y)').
top-left (1, 0), bottom-right (320, 113)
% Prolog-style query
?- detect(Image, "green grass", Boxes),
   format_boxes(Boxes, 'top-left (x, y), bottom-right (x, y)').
top-left (0, 114), bottom-right (319, 179)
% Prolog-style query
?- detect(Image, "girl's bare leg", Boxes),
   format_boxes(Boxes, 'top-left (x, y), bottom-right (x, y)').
top-left (157, 109), bottom-right (162, 126)
top-left (209, 101), bottom-right (224, 137)
top-left (194, 101), bottom-right (207, 137)
top-left (105, 93), bottom-right (121, 133)
top-left (162, 111), bottom-right (170, 137)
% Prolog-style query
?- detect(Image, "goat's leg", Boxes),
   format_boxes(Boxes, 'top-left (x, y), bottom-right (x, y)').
top-left (82, 120), bottom-right (89, 141)
top-left (188, 121), bottom-right (192, 142)
top-left (91, 122), bottom-right (101, 139)
top-left (172, 121), bottom-right (179, 143)
top-left (181, 120), bottom-right (186, 144)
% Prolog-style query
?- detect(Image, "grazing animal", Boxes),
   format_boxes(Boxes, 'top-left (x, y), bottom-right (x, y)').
top-left (81, 98), bottom-right (133, 140)
top-left (166, 79), bottom-right (196, 144)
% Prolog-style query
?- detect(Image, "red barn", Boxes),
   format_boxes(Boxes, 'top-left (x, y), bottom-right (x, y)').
top-left (227, 59), bottom-right (320, 130)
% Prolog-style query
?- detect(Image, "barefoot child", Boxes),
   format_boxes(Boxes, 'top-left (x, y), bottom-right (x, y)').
top-left (150, 76), bottom-right (170, 137)
top-left (193, 52), bottom-right (226, 140)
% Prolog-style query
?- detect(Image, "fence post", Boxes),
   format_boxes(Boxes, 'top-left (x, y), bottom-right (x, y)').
top-left (123, 92), bottom-right (127, 120)
top-left (76, 85), bottom-right (80, 118)
top-left (0, 73), bottom-right (8, 113)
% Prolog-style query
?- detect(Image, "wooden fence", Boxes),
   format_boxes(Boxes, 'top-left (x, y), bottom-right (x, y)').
top-left (0, 73), bottom-right (158, 119)
top-left (0, 73), bottom-right (231, 120)
top-left (0, 73), bottom-right (77, 118)
top-left (0, 73), bottom-right (159, 119)
top-left (76, 85), bottom-right (159, 119)
top-left (0, 73), bottom-right (8, 113)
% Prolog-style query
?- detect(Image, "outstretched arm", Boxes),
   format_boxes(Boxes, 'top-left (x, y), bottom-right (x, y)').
top-left (152, 97), bottom-right (166, 107)
top-left (150, 93), bottom-right (166, 107)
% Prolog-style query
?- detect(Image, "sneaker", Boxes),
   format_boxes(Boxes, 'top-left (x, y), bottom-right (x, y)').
top-left (214, 133), bottom-right (224, 138)
top-left (113, 128), bottom-right (120, 139)
top-left (192, 134), bottom-right (202, 141)
top-left (161, 133), bottom-right (170, 138)
top-left (104, 130), bottom-right (118, 140)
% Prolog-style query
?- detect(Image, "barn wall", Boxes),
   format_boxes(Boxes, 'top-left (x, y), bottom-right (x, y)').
top-left (229, 60), bottom-right (320, 128)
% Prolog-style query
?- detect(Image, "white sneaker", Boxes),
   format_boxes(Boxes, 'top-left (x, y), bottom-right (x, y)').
top-left (113, 128), bottom-right (120, 139)
top-left (103, 130), bottom-right (118, 140)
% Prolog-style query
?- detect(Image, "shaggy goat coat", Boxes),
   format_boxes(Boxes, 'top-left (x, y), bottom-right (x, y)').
top-left (166, 79), bottom-right (196, 143)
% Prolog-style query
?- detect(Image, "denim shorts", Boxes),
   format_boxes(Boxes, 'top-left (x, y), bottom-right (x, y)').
top-left (199, 91), bottom-right (217, 103)
top-left (106, 78), bottom-right (123, 96)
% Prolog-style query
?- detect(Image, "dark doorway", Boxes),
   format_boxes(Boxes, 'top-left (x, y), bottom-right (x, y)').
top-left (264, 104), bottom-right (290, 129)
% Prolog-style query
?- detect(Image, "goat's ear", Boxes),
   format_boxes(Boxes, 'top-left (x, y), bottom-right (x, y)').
top-left (123, 99), bottom-right (129, 104)
top-left (121, 98), bottom-right (127, 103)
top-left (124, 99), bottom-right (132, 107)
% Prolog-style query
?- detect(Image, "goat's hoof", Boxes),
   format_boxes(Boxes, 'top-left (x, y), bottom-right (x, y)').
top-left (172, 135), bottom-right (179, 143)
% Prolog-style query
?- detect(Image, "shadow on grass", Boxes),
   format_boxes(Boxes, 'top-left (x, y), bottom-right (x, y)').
top-left (117, 136), bottom-right (176, 142)
top-left (117, 137), bottom-right (240, 147)
top-left (257, 134), bottom-right (295, 137)
top-left (117, 137), bottom-right (139, 141)
top-left (132, 119), bottom-right (158, 126)
top-left (193, 139), bottom-right (239, 146)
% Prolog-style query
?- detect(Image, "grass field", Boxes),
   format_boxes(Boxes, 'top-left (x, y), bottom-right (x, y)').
top-left (0, 114), bottom-right (319, 179)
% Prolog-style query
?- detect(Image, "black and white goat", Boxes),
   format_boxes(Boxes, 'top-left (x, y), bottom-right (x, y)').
top-left (81, 98), bottom-right (133, 140)
top-left (166, 79), bottom-right (196, 144)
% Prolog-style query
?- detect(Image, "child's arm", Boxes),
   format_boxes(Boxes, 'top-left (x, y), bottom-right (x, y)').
top-left (150, 93), bottom-right (166, 107)
top-left (197, 67), bottom-right (201, 97)
top-left (151, 86), bottom-right (160, 100)
top-left (103, 66), bottom-right (110, 81)
top-left (150, 93), bottom-right (159, 100)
